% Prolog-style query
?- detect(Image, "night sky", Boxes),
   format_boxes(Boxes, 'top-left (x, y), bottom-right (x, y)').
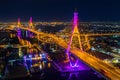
top-left (0, 0), bottom-right (120, 21)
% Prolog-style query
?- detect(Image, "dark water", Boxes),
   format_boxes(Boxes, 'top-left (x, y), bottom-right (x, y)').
top-left (30, 65), bottom-right (106, 80)
top-left (3, 60), bottom-right (106, 80)
top-left (0, 49), bottom-right (107, 80)
top-left (0, 46), bottom-right (107, 80)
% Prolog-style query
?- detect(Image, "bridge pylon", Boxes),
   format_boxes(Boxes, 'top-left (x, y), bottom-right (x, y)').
top-left (66, 11), bottom-right (83, 67)
top-left (29, 17), bottom-right (33, 29)
top-left (17, 18), bottom-right (21, 28)
top-left (17, 18), bottom-right (22, 38)
top-left (17, 18), bottom-right (26, 45)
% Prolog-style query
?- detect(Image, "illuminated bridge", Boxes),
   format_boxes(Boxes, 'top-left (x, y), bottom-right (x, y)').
top-left (2, 14), bottom-right (120, 80)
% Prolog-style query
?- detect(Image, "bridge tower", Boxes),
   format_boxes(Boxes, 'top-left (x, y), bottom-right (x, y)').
top-left (29, 17), bottom-right (33, 29)
top-left (27, 17), bottom-right (34, 38)
top-left (17, 18), bottom-right (21, 28)
top-left (66, 11), bottom-right (83, 67)
top-left (72, 11), bottom-right (83, 50)
top-left (17, 18), bottom-right (24, 45)
top-left (25, 17), bottom-right (33, 38)
top-left (17, 18), bottom-right (22, 37)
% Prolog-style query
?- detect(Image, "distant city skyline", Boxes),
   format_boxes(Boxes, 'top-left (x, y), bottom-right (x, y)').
top-left (0, 0), bottom-right (120, 22)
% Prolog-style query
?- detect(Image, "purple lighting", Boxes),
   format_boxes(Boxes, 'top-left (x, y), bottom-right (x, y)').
top-left (17, 18), bottom-right (22, 37)
top-left (29, 17), bottom-right (33, 29)
top-left (53, 11), bottom-right (89, 73)
top-left (23, 56), bottom-right (27, 63)
top-left (65, 11), bottom-right (79, 68)
top-left (53, 59), bottom-right (90, 73)
top-left (70, 59), bottom-right (79, 67)
top-left (30, 17), bottom-right (32, 24)
top-left (67, 72), bottom-right (79, 80)
top-left (73, 12), bottom-right (78, 27)
top-left (18, 18), bottom-right (20, 25)
top-left (17, 29), bottom-right (21, 37)
top-left (26, 17), bottom-right (33, 38)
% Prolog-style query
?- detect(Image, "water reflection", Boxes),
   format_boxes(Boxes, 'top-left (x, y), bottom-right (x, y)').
top-left (67, 72), bottom-right (79, 80)
top-left (23, 53), bottom-right (51, 74)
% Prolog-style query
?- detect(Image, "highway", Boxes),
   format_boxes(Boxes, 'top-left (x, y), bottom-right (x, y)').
top-left (7, 26), bottom-right (120, 80)
top-left (71, 50), bottom-right (120, 80)
top-left (48, 32), bottom-right (120, 79)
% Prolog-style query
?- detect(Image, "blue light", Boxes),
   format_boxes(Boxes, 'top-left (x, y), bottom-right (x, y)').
top-left (17, 29), bottom-right (21, 37)
top-left (44, 61), bottom-right (47, 63)
top-left (42, 54), bottom-right (46, 59)
top-left (29, 55), bottom-right (32, 58)
top-left (26, 31), bottom-right (28, 37)
top-left (91, 47), bottom-right (95, 51)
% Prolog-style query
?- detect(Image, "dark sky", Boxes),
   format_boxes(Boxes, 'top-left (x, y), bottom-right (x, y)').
top-left (0, 0), bottom-right (120, 21)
